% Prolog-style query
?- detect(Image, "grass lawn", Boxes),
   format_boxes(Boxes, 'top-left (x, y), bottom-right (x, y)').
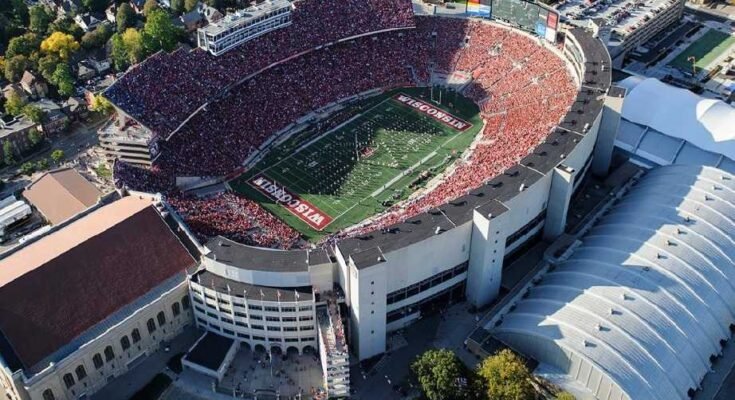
top-left (669, 29), bottom-right (735, 73)
top-left (230, 87), bottom-right (482, 241)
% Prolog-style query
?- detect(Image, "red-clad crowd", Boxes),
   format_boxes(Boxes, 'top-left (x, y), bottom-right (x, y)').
top-left (112, 15), bottom-right (578, 248)
top-left (167, 192), bottom-right (301, 249)
top-left (105, 0), bottom-right (415, 137)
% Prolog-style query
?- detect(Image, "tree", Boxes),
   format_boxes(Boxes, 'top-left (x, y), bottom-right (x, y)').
top-left (116, 3), bottom-right (135, 33)
top-left (3, 142), bottom-right (15, 166)
top-left (50, 149), bottom-right (65, 164)
top-left (110, 33), bottom-right (129, 71)
top-left (27, 128), bottom-right (44, 147)
top-left (122, 28), bottom-right (145, 64)
top-left (19, 161), bottom-right (35, 176)
top-left (29, 6), bottom-right (52, 33)
top-left (4, 92), bottom-right (25, 116)
top-left (143, 0), bottom-right (159, 16)
top-left (143, 9), bottom-right (179, 53)
top-left (184, 0), bottom-right (198, 12)
top-left (6, 33), bottom-right (40, 58)
top-left (37, 54), bottom-right (61, 82)
top-left (47, 16), bottom-right (84, 40)
top-left (35, 158), bottom-right (49, 171)
top-left (9, 0), bottom-right (29, 26)
top-left (476, 349), bottom-right (535, 400)
top-left (90, 94), bottom-right (114, 114)
top-left (82, 0), bottom-right (108, 13)
top-left (41, 31), bottom-right (80, 60)
top-left (3, 55), bottom-right (29, 82)
top-left (556, 392), bottom-right (575, 400)
top-left (22, 105), bottom-right (44, 123)
top-left (411, 349), bottom-right (467, 400)
top-left (170, 0), bottom-right (184, 14)
top-left (51, 63), bottom-right (75, 97)
top-left (81, 24), bottom-right (112, 49)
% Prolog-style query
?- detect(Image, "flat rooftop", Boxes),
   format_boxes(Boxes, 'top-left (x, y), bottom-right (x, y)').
top-left (185, 332), bottom-right (234, 371)
top-left (199, 0), bottom-right (292, 36)
top-left (557, 0), bottom-right (680, 45)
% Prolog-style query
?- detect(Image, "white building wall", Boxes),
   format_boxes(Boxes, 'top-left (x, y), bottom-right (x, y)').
top-left (349, 262), bottom-right (388, 360)
top-left (204, 257), bottom-right (311, 287)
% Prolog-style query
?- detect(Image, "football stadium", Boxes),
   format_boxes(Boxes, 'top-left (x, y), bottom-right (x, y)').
top-left (0, 0), bottom-right (622, 399)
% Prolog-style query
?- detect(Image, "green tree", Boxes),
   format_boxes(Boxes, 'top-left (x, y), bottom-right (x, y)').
top-left (143, 0), bottom-right (159, 16)
top-left (110, 33), bottom-right (129, 71)
top-left (9, 0), bottom-right (29, 26)
top-left (22, 105), bottom-right (44, 123)
top-left (27, 128), bottom-right (44, 147)
top-left (556, 392), bottom-right (575, 400)
top-left (35, 158), bottom-right (49, 171)
top-left (170, 0), bottom-right (184, 14)
top-left (4, 92), bottom-right (25, 116)
top-left (3, 142), bottom-right (15, 166)
top-left (81, 24), bottom-right (112, 49)
top-left (412, 349), bottom-right (468, 400)
top-left (82, 0), bottom-right (108, 13)
top-left (4, 55), bottom-right (29, 82)
top-left (184, 0), bottom-right (198, 12)
top-left (41, 31), bottom-right (80, 60)
top-left (116, 3), bottom-right (135, 33)
top-left (50, 149), bottom-right (65, 164)
top-left (19, 161), bottom-right (35, 176)
top-left (29, 6), bottom-right (52, 33)
top-left (5, 33), bottom-right (40, 58)
top-left (122, 28), bottom-right (145, 64)
top-left (37, 54), bottom-right (61, 82)
top-left (90, 94), bottom-right (114, 114)
top-left (51, 63), bottom-right (75, 97)
top-left (47, 16), bottom-right (84, 40)
top-left (476, 349), bottom-right (535, 400)
top-left (143, 9), bottom-right (179, 53)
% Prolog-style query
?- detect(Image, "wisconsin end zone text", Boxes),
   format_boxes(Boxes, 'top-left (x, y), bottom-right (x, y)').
top-left (392, 94), bottom-right (473, 131)
top-left (248, 175), bottom-right (333, 230)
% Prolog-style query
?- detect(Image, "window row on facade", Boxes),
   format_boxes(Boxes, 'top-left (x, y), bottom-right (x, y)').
top-left (197, 318), bottom-right (316, 344)
top-left (387, 280), bottom-right (466, 323)
top-left (386, 262), bottom-right (468, 305)
top-left (40, 296), bottom-right (190, 400)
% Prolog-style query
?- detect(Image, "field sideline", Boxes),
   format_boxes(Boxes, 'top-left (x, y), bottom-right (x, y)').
top-left (230, 87), bottom-right (483, 241)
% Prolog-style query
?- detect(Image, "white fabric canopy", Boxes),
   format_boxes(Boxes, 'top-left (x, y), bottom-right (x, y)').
top-left (618, 77), bottom-right (735, 161)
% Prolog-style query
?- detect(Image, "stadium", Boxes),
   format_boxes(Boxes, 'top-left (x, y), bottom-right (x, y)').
top-left (105, 0), bottom-right (610, 369)
top-left (0, 1), bottom-right (614, 399)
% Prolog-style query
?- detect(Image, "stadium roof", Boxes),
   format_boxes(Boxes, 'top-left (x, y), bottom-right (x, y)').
top-left (0, 196), bottom-right (197, 370)
top-left (493, 164), bottom-right (735, 400)
top-left (23, 167), bottom-right (102, 225)
top-left (618, 77), bottom-right (735, 162)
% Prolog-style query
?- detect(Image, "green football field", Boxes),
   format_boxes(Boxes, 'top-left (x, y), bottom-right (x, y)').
top-left (669, 29), bottom-right (735, 73)
top-left (230, 87), bottom-right (482, 241)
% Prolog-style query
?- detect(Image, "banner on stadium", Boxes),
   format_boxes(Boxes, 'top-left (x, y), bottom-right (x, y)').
top-left (466, 0), bottom-right (491, 17)
top-left (248, 175), bottom-right (333, 231)
top-left (392, 94), bottom-right (473, 132)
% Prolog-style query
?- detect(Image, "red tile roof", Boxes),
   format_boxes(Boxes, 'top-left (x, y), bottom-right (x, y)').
top-left (0, 197), bottom-right (196, 370)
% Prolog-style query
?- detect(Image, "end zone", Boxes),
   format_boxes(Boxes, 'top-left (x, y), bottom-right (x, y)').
top-left (248, 175), bottom-right (333, 231)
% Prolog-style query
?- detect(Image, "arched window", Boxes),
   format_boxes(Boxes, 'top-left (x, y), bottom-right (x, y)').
top-left (131, 328), bottom-right (141, 343)
top-left (75, 365), bottom-right (86, 381)
top-left (92, 354), bottom-right (103, 369)
top-left (181, 296), bottom-right (190, 310)
top-left (156, 311), bottom-right (166, 326)
top-left (172, 302), bottom-right (181, 317)
top-left (104, 345), bottom-right (115, 362)
top-left (147, 318), bottom-right (156, 333)
top-left (42, 389), bottom-right (55, 400)
top-left (120, 335), bottom-right (131, 351)
top-left (62, 373), bottom-right (75, 389)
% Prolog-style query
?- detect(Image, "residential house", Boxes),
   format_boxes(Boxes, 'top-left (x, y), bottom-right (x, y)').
top-left (57, 0), bottom-right (82, 16)
top-left (29, 99), bottom-right (69, 135)
top-left (62, 97), bottom-right (88, 120)
top-left (105, 4), bottom-right (117, 23)
top-left (179, 9), bottom-right (205, 32)
top-left (130, 0), bottom-right (146, 14)
top-left (0, 114), bottom-right (41, 161)
top-left (2, 84), bottom-right (29, 103)
top-left (74, 13), bottom-right (106, 32)
top-left (19, 71), bottom-right (48, 100)
top-left (199, 2), bottom-right (223, 23)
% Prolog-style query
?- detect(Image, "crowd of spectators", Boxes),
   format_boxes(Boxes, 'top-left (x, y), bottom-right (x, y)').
top-left (112, 15), bottom-right (578, 248)
top-left (104, 0), bottom-right (415, 137)
top-left (167, 192), bottom-right (302, 249)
